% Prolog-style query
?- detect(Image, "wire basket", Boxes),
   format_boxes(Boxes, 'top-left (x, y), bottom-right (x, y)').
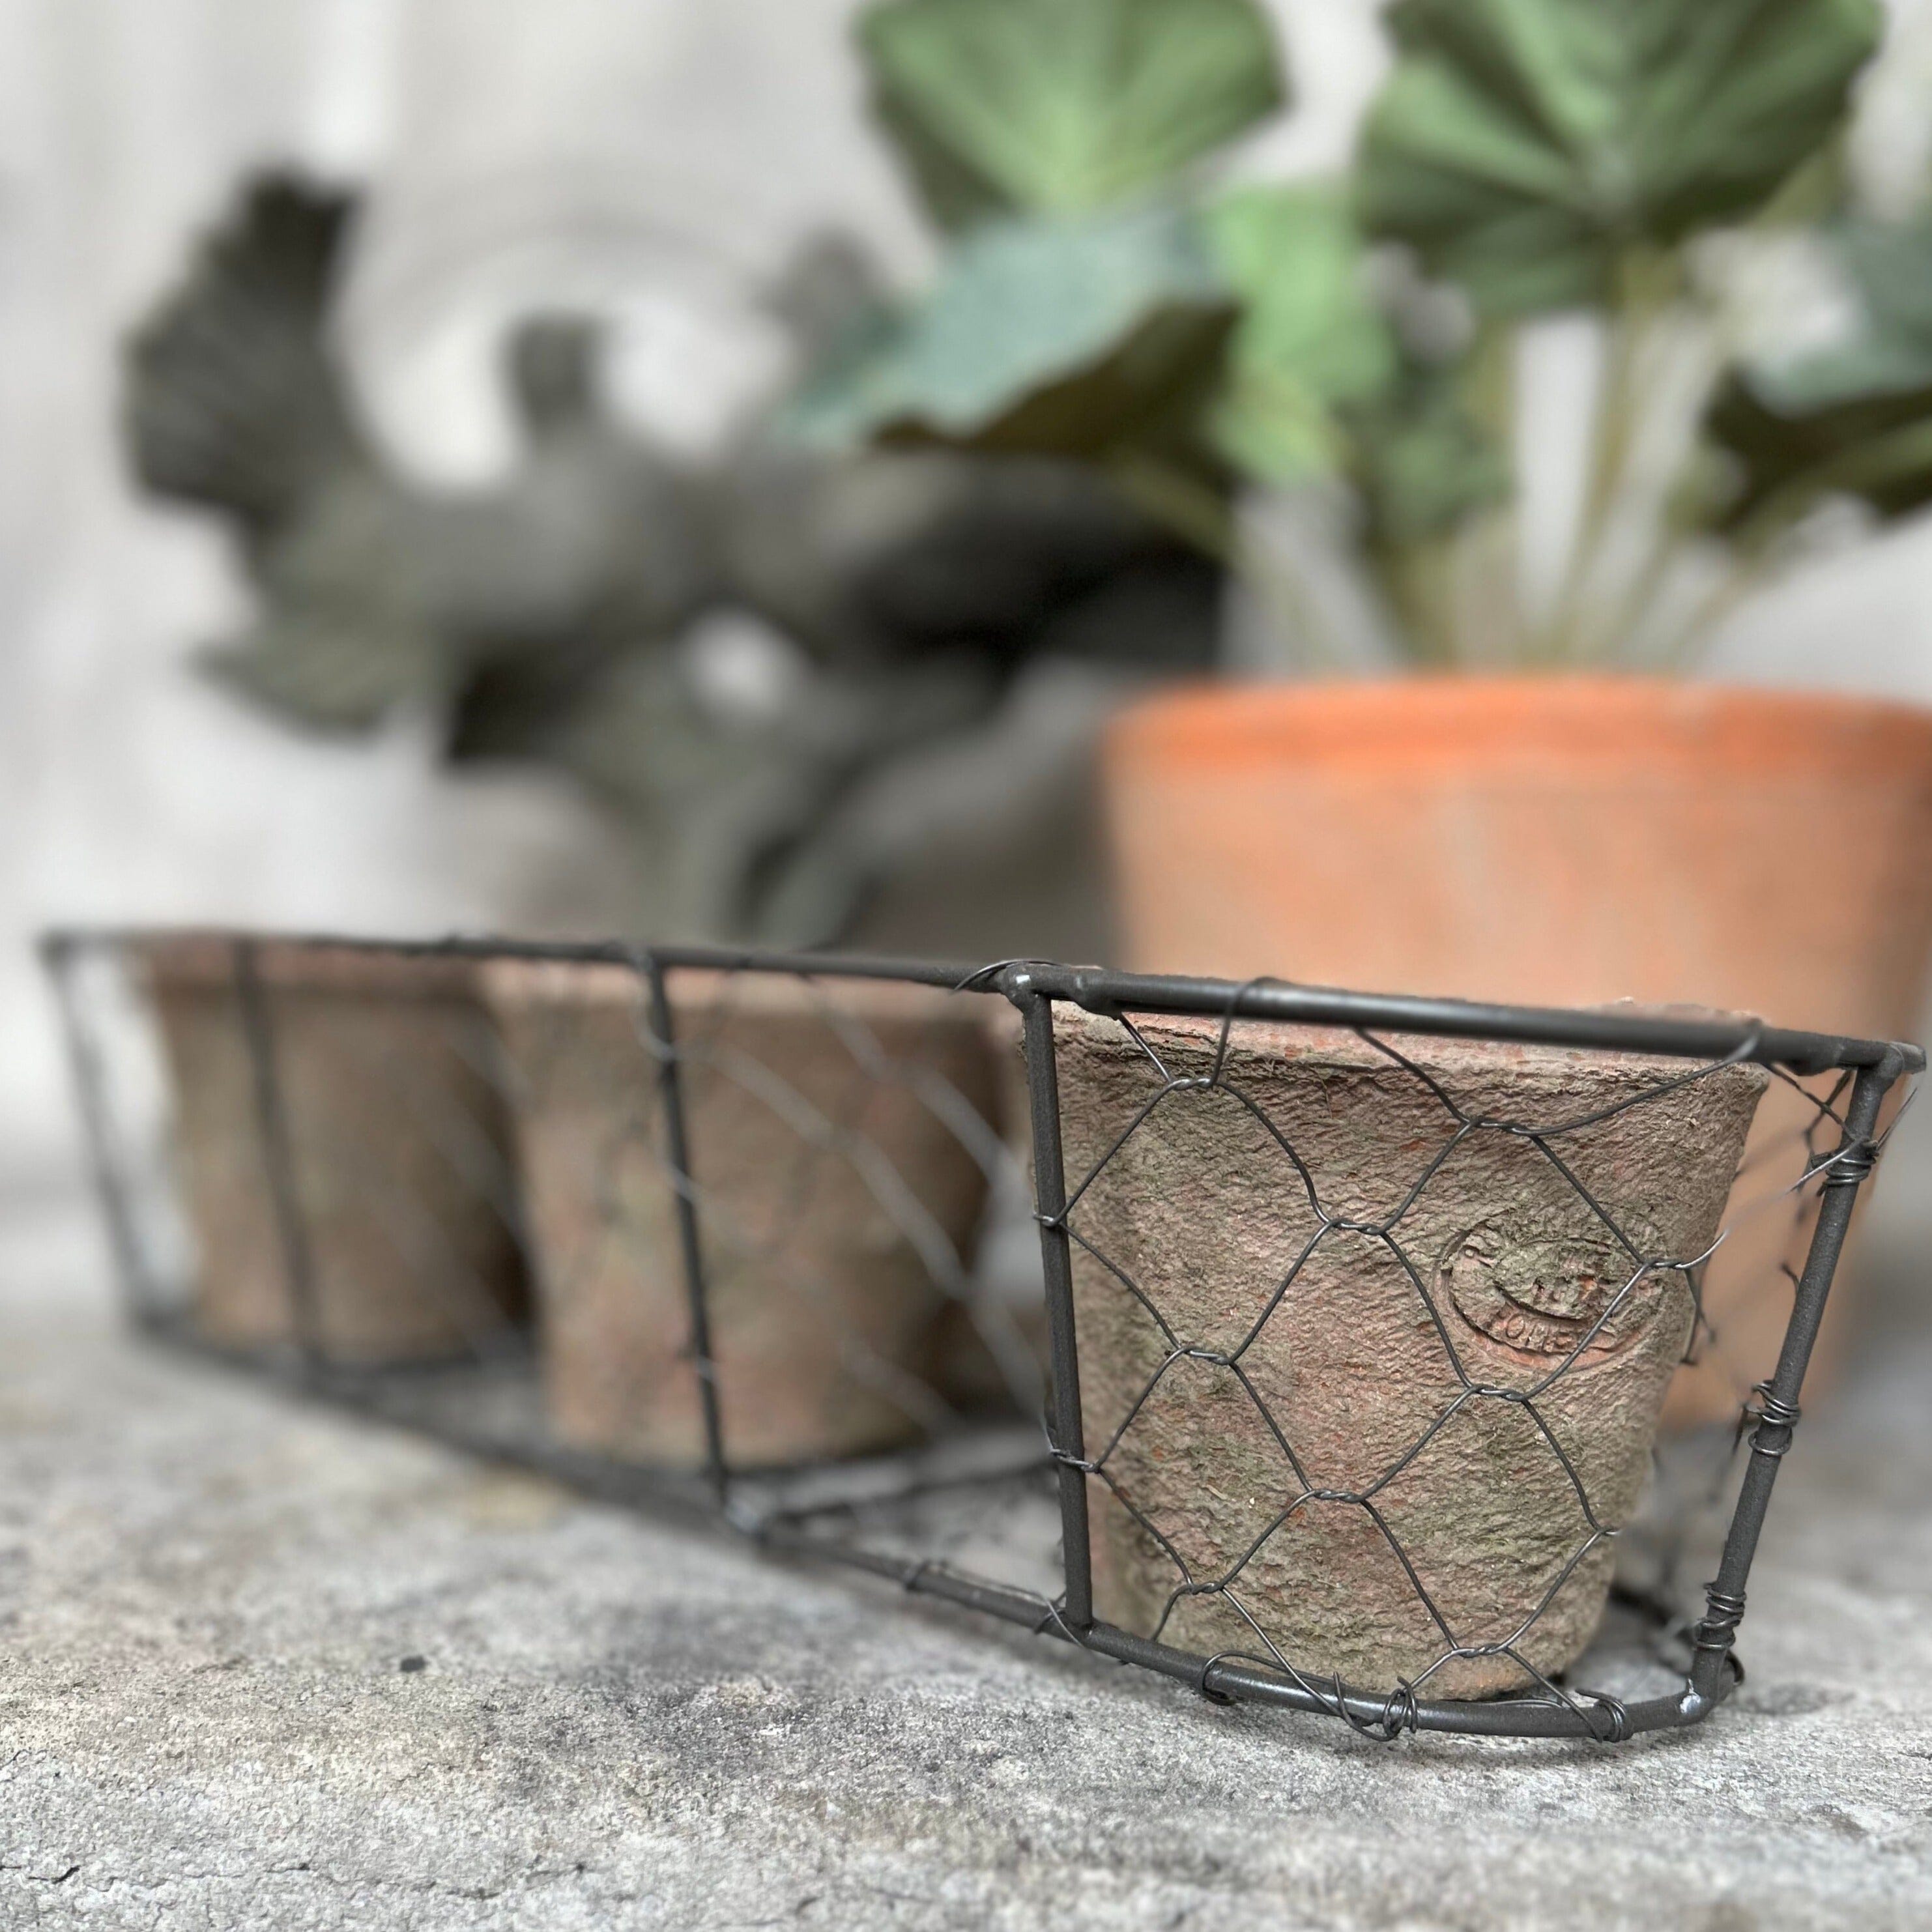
top-left (40, 927), bottom-right (1920, 1743)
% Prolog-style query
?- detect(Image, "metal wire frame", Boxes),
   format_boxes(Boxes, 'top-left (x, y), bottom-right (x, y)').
top-left (38, 925), bottom-right (1923, 1745)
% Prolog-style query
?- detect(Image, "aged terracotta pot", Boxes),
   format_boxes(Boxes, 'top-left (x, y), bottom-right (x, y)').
top-left (1103, 677), bottom-right (1932, 1421)
top-left (1052, 1005), bottom-right (1766, 1699)
top-left (482, 962), bottom-right (1000, 1468)
top-left (144, 936), bottom-right (526, 1364)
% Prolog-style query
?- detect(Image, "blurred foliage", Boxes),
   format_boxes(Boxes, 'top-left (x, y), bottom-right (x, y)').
top-left (123, 182), bottom-right (1220, 943)
top-left (1358, 0), bottom-right (1882, 317)
top-left (124, 0), bottom-right (1932, 937)
top-left (1202, 185), bottom-right (1397, 487)
top-left (805, 0), bottom-right (1910, 667)
top-left (788, 205), bottom-right (1233, 465)
top-left (1707, 219), bottom-right (1932, 535)
top-left (859, 0), bottom-right (1284, 227)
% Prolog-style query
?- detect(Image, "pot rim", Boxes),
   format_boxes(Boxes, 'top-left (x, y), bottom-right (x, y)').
top-left (1048, 998), bottom-right (1773, 1089)
top-left (1106, 674), bottom-right (1932, 774)
top-left (477, 956), bottom-right (985, 1024)
top-left (137, 931), bottom-right (484, 1001)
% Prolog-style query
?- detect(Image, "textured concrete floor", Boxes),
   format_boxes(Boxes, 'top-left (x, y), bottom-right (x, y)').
top-left (4, 1232), bottom-right (1932, 1931)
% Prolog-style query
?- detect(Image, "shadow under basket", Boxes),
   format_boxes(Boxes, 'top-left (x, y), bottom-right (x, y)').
top-left (41, 929), bottom-right (1920, 1744)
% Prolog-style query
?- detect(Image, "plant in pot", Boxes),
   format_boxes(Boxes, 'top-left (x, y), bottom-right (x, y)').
top-left (800, 0), bottom-right (1932, 1422)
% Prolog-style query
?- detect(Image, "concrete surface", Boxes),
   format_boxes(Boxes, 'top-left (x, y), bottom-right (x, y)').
top-left (4, 1245), bottom-right (1932, 1931)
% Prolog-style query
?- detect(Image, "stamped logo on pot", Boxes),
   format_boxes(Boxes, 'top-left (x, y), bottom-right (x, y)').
top-left (1435, 1209), bottom-right (1675, 1362)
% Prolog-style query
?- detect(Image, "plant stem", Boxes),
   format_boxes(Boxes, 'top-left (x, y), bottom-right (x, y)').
top-left (1459, 331), bottom-right (1524, 665)
top-left (1652, 556), bottom-right (1768, 668)
top-left (1537, 250), bottom-right (1679, 663)
top-left (1380, 532), bottom-right (1461, 664)
top-left (1364, 326), bottom-right (1520, 666)
top-left (1108, 449), bottom-right (1243, 566)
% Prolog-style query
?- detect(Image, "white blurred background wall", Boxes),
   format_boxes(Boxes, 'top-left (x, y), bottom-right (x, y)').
top-left (4, 0), bottom-right (1932, 1218)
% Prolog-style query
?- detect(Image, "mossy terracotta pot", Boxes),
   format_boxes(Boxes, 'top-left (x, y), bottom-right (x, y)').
top-left (481, 962), bottom-right (1000, 1468)
top-left (1104, 677), bottom-right (1932, 1422)
top-left (1052, 1005), bottom-right (1766, 1700)
top-left (143, 937), bottom-right (526, 1364)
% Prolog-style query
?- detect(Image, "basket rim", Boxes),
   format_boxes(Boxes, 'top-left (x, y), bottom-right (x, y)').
top-left (37, 924), bottom-right (1923, 1076)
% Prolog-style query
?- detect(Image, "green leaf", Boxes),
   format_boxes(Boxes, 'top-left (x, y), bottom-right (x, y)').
top-left (1705, 377), bottom-right (1932, 532)
top-left (1355, 365), bottom-right (1513, 548)
top-left (783, 205), bottom-right (1233, 462)
top-left (859, 0), bottom-right (1284, 227)
top-left (1836, 220), bottom-right (1932, 349)
top-left (1359, 0), bottom-right (1881, 315)
top-left (1202, 184), bottom-right (1398, 485)
top-left (1744, 221), bottom-right (1932, 415)
top-left (1704, 220), bottom-right (1932, 531)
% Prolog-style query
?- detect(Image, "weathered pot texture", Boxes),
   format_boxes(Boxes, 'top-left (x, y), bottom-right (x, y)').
top-left (1052, 1005), bottom-right (1767, 1700)
top-left (1103, 676), bottom-right (1932, 1422)
top-left (482, 962), bottom-right (1000, 1468)
top-left (144, 936), bottom-right (526, 1364)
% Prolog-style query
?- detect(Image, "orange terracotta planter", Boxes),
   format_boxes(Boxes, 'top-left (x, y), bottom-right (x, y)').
top-left (1103, 677), bottom-right (1932, 1420)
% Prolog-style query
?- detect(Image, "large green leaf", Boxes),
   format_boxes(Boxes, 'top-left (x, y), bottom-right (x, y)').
top-left (859, 0), bottom-right (1284, 228)
top-left (783, 206), bottom-right (1232, 461)
top-left (1359, 0), bottom-right (1881, 315)
top-left (1705, 220), bottom-right (1932, 531)
top-left (1203, 184), bottom-right (1398, 485)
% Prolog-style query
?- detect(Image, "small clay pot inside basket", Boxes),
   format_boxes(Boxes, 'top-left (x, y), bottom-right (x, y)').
top-left (144, 936), bottom-right (528, 1366)
top-left (482, 962), bottom-right (1002, 1469)
top-left (1050, 1006), bottom-right (1767, 1702)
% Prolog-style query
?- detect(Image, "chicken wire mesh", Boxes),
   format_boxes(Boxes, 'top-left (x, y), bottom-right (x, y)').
top-left (40, 928), bottom-right (1918, 1743)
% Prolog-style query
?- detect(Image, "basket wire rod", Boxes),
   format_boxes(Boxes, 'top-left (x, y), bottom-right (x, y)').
top-left (40, 928), bottom-right (1924, 1072)
top-left (232, 938), bottom-right (326, 1372)
top-left (642, 952), bottom-right (730, 1508)
top-left (40, 939), bottom-right (163, 1324)
top-left (1011, 963), bottom-right (1919, 1075)
top-left (1078, 1619), bottom-right (1678, 1740)
top-left (1012, 977), bottom-right (1094, 1630)
top-left (1687, 1054), bottom-right (1902, 1707)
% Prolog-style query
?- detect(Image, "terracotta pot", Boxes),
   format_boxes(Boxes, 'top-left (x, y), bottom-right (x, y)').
top-left (1052, 1005), bottom-right (1767, 1700)
top-left (1103, 677), bottom-right (1932, 1420)
top-left (143, 936), bottom-right (527, 1364)
top-left (482, 962), bottom-right (1000, 1468)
